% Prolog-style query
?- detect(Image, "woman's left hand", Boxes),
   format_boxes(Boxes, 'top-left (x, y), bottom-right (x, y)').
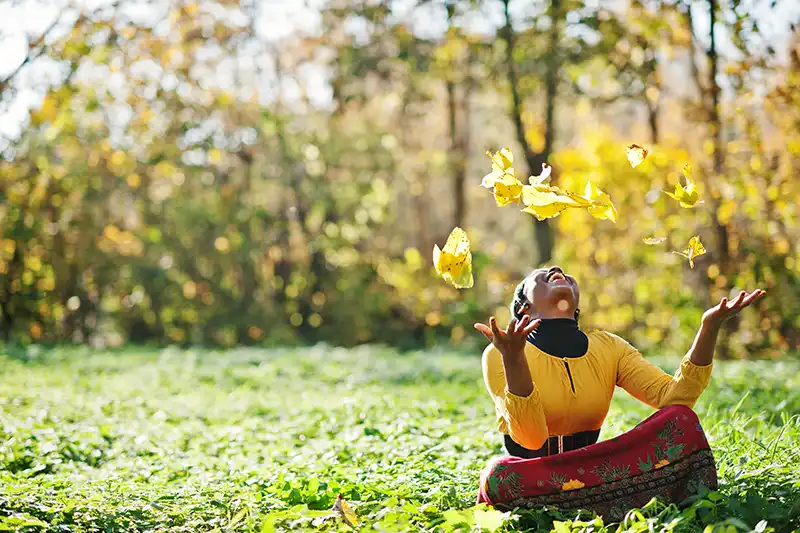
top-left (702, 289), bottom-right (766, 328)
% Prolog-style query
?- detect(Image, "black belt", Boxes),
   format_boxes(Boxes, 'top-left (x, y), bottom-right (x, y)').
top-left (504, 429), bottom-right (601, 459)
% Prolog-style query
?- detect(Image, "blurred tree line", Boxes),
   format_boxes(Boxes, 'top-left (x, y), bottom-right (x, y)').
top-left (0, 0), bottom-right (797, 357)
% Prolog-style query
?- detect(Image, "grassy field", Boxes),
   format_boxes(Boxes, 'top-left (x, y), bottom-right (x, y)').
top-left (0, 345), bottom-right (799, 533)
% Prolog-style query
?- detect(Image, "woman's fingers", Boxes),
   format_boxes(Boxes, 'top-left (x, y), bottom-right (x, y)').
top-left (489, 316), bottom-right (502, 339)
top-left (739, 290), bottom-right (761, 308)
top-left (514, 315), bottom-right (530, 334)
top-left (522, 318), bottom-right (542, 336)
top-left (729, 290), bottom-right (746, 309)
top-left (474, 323), bottom-right (494, 342)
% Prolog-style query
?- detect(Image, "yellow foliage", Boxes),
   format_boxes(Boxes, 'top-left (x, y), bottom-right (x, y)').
top-left (433, 227), bottom-right (473, 289)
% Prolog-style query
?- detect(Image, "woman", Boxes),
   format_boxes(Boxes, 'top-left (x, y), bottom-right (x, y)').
top-left (474, 266), bottom-right (764, 520)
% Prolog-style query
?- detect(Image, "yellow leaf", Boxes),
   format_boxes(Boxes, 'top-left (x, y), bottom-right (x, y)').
top-left (521, 202), bottom-right (571, 221)
top-left (520, 185), bottom-right (581, 221)
top-left (642, 237), bottom-right (667, 245)
top-left (521, 185), bottom-right (581, 207)
top-left (584, 181), bottom-right (617, 223)
top-left (672, 235), bottom-right (706, 268)
top-left (432, 227), bottom-right (473, 289)
top-left (492, 176), bottom-right (524, 206)
top-left (626, 144), bottom-right (648, 168)
top-left (663, 166), bottom-right (702, 208)
top-left (333, 494), bottom-right (358, 528)
top-left (487, 148), bottom-right (513, 172)
top-left (481, 168), bottom-right (508, 189)
top-left (481, 148), bottom-right (523, 206)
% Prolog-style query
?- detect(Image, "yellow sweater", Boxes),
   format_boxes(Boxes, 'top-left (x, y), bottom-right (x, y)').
top-left (482, 330), bottom-right (713, 450)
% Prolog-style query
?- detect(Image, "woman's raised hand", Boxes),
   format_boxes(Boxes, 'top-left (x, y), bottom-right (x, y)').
top-left (474, 315), bottom-right (541, 359)
top-left (702, 289), bottom-right (766, 328)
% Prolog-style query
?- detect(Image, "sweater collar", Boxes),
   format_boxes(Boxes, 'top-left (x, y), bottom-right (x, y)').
top-left (527, 318), bottom-right (588, 358)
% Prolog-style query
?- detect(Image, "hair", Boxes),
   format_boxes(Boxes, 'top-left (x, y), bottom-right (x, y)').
top-left (509, 268), bottom-right (580, 322)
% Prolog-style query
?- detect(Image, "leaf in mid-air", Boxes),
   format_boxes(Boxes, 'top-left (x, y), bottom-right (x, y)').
top-left (626, 144), bottom-right (648, 168)
top-left (333, 494), bottom-right (358, 528)
top-left (521, 202), bottom-right (572, 221)
top-left (487, 147), bottom-right (513, 171)
top-left (520, 185), bottom-right (582, 221)
top-left (492, 174), bottom-right (524, 206)
top-left (433, 227), bottom-right (473, 289)
top-left (584, 181), bottom-right (618, 223)
top-left (643, 237), bottom-right (667, 245)
top-left (481, 148), bottom-right (523, 206)
top-left (664, 163), bottom-right (702, 208)
top-left (672, 235), bottom-right (706, 268)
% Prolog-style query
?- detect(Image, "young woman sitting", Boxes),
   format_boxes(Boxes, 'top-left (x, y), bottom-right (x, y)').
top-left (473, 266), bottom-right (764, 520)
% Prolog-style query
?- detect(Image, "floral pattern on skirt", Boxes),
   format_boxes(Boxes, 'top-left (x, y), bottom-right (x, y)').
top-left (477, 405), bottom-right (717, 521)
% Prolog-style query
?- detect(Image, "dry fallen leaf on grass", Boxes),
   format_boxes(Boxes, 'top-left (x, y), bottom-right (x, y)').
top-left (333, 494), bottom-right (358, 529)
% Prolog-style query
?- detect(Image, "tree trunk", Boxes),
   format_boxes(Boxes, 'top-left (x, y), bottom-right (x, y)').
top-left (707, 0), bottom-right (734, 358)
top-left (448, 73), bottom-right (471, 229)
top-left (500, 0), bottom-right (559, 264)
top-left (647, 99), bottom-right (659, 144)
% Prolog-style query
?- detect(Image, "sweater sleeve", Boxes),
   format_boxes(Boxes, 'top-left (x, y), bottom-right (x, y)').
top-left (610, 332), bottom-right (713, 409)
top-left (481, 344), bottom-right (550, 450)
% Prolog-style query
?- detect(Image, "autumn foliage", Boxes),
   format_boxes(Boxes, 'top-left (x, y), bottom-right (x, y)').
top-left (0, 1), bottom-right (797, 356)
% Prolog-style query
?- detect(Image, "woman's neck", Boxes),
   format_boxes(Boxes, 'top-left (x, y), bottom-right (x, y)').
top-left (527, 317), bottom-right (588, 358)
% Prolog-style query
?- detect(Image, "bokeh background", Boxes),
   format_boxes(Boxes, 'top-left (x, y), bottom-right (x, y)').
top-left (0, 0), bottom-right (798, 357)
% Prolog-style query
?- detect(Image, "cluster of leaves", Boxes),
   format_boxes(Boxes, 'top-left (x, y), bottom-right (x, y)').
top-left (481, 149), bottom-right (617, 224)
top-left (0, 345), bottom-right (799, 532)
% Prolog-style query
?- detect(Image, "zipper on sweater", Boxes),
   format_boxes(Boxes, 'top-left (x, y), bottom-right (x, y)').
top-left (563, 358), bottom-right (576, 393)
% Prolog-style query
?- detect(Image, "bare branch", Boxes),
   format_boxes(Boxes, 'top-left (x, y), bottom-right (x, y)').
top-left (0, 16), bottom-right (62, 93)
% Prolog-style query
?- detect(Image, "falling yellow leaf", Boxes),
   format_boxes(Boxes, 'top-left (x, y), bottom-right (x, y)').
top-left (673, 235), bottom-right (706, 268)
top-left (492, 174), bottom-right (524, 206)
top-left (487, 147), bottom-right (513, 171)
top-left (333, 494), bottom-right (358, 529)
top-left (481, 148), bottom-right (523, 206)
top-left (626, 144), bottom-right (648, 168)
top-left (584, 181), bottom-right (618, 223)
top-left (433, 227), bottom-right (473, 289)
top-left (521, 202), bottom-right (571, 221)
top-left (663, 164), bottom-right (702, 208)
top-left (642, 237), bottom-right (667, 245)
top-left (520, 185), bottom-right (582, 221)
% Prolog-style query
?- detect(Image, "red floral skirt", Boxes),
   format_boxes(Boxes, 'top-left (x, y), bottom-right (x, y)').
top-left (477, 405), bottom-right (717, 521)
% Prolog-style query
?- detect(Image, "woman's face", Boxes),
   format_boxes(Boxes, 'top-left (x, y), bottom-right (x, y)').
top-left (523, 266), bottom-right (580, 316)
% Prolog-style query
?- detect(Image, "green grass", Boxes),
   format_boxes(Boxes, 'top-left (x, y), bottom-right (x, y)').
top-left (0, 345), bottom-right (799, 533)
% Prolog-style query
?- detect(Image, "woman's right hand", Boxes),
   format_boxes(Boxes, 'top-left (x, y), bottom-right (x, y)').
top-left (474, 315), bottom-right (541, 359)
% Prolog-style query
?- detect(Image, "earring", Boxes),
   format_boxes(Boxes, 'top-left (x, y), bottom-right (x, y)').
top-left (574, 308), bottom-right (580, 322)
